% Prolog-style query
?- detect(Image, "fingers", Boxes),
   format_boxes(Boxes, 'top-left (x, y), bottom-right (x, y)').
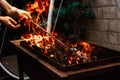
top-left (9, 23), bottom-right (20, 29)
top-left (17, 9), bottom-right (32, 20)
top-left (14, 24), bottom-right (21, 29)
top-left (24, 12), bottom-right (32, 19)
top-left (9, 17), bottom-right (21, 29)
top-left (9, 17), bottom-right (17, 24)
top-left (21, 14), bottom-right (30, 20)
top-left (0, 16), bottom-right (21, 29)
top-left (22, 13), bottom-right (32, 20)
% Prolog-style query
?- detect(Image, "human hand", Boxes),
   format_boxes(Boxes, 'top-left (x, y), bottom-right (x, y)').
top-left (16, 8), bottom-right (32, 20)
top-left (0, 16), bottom-right (20, 29)
top-left (7, 7), bottom-right (32, 20)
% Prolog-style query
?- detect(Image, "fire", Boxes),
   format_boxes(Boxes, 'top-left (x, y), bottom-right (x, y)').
top-left (20, 0), bottom-right (96, 65)
top-left (21, 32), bottom-right (56, 55)
top-left (26, 0), bottom-right (49, 23)
top-left (19, 0), bottom-right (50, 34)
top-left (67, 41), bottom-right (94, 64)
top-left (21, 32), bottom-right (95, 64)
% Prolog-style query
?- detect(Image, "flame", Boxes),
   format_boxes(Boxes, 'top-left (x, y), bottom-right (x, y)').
top-left (67, 41), bottom-right (94, 64)
top-left (26, 0), bottom-right (49, 23)
top-left (18, 0), bottom-right (50, 34)
top-left (20, 0), bottom-right (95, 65)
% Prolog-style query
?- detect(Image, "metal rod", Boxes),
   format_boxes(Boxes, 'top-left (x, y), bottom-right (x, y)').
top-left (30, 20), bottom-right (74, 53)
top-left (46, 0), bottom-right (55, 33)
top-left (52, 0), bottom-right (63, 33)
top-left (0, 26), bottom-right (7, 58)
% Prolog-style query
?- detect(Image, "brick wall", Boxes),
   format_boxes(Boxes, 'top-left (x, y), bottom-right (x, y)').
top-left (85, 0), bottom-right (120, 51)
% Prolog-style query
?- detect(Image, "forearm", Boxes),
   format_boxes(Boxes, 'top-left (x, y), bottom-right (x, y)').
top-left (0, 0), bottom-right (31, 20)
top-left (0, 0), bottom-right (18, 17)
top-left (0, 16), bottom-right (7, 24)
top-left (0, 16), bottom-right (4, 22)
top-left (0, 0), bottom-right (12, 14)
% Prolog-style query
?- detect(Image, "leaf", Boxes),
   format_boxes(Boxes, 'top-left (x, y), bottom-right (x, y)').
top-left (60, 7), bottom-right (69, 15)
top-left (63, 23), bottom-right (70, 30)
top-left (72, 1), bottom-right (81, 8)
top-left (52, 0), bottom-right (95, 38)
top-left (84, 9), bottom-right (95, 19)
top-left (67, 1), bottom-right (81, 10)
top-left (82, 3), bottom-right (89, 8)
top-left (88, 10), bottom-right (95, 19)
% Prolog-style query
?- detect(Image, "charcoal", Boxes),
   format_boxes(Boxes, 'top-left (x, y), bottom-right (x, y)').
top-left (32, 45), bottom-right (44, 53)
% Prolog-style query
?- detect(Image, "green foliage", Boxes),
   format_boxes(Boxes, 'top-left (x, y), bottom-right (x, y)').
top-left (84, 9), bottom-right (95, 19)
top-left (53, 1), bottom-right (95, 40)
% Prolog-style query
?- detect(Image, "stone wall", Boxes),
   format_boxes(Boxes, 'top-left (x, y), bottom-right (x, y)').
top-left (85, 0), bottom-right (120, 51)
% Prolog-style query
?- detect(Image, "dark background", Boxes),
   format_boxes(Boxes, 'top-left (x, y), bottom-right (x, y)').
top-left (0, 0), bottom-right (30, 57)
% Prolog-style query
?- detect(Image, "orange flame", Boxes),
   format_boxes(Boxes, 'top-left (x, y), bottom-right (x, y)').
top-left (18, 0), bottom-right (50, 34)
top-left (67, 41), bottom-right (94, 64)
top-left (26, 0), bottom-right (49, 23)
top-left (20, 0), bottom-right (95, 65)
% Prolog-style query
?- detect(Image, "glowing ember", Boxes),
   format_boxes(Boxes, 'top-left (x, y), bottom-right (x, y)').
top-left (20, 0), bottom-right (96, 65)
top-left (21, 32), bottom-right (95, 65)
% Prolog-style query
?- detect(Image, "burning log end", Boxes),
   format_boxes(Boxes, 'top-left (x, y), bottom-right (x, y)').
top-left (77, 45), bottom-right (84, 51)
top-left (20, 41), bottom-right (31, 47)
top-left (56, 51), bottom-right (64, 65)
top-left (50, 53), bottom-right (58, 62)
top-left (32, 45), bottom-right (44, 53)
top-left (91, 56), bottom-right (97, 61)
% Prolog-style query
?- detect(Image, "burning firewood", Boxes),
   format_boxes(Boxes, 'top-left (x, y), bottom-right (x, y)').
top-left (19, 0), bottom-right (97, 66)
